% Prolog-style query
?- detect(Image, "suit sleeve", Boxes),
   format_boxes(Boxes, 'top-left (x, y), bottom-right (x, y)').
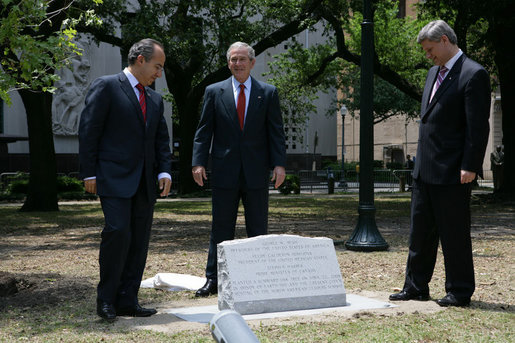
top-left (154, 97), bottom-right (172, 175)
top-left (266, 87), bottom-right (287, 168)
top-left (461, 68), bottom-right (491, 174)
top-left (78, 78), bottom-right (109, 179)
top-left (192, 88), bottom-right (214, 167)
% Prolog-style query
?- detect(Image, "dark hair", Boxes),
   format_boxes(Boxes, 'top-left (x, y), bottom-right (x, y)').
top-left (127, 38), bottom-right (164, 65)
top-left (417, 20), bottom-right (457, 44)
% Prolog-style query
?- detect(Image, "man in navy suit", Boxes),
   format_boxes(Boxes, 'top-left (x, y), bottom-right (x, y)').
top-left (390, 20), bottom-right (490, 307)
top-left (79, 39), bottom-right (172, 320)
top-left (192, 42), bottom-right (286, 297)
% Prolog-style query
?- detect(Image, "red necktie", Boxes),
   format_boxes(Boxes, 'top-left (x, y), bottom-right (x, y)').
top-left (237, 84), bottom-right (245, 130)
top-left (430, 66), bottom-right (448, 102)
top-left (136, 83), bottom-right (147, 122)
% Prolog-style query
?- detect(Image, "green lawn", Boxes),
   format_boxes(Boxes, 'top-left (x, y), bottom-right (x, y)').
top-left (0, 193), bottom-right (513, 342)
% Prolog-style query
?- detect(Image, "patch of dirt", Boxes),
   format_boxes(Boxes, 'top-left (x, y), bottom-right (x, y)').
top-left (0, 272), bottom-right (93, 311)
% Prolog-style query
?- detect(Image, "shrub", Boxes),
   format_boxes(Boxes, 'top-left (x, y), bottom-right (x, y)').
top-left (278, 174), bottom-right (300, 195)
top-left (6, 174), bottom-right (84, 195)
top-left (5, 172), bottom-right (29, 194)
top-left (386, 162), bottom-right (404, 170)
top-left (56, 176), bottom-right (84, 193)
top-left (373, 160), bottom-right (384, 169)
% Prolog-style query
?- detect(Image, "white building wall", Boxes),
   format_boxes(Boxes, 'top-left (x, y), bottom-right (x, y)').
top-left (2, 37), bottom-right (174, 155)
top-left (254, 27), bottom-right (337, 159)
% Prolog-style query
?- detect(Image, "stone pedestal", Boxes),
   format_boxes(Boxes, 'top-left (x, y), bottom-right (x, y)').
top-left (217, 234), bottom-right (346, 315)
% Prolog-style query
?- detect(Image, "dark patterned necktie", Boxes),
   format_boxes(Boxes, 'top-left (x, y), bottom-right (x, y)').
top-left (135, 83), bottom-right (146, 122)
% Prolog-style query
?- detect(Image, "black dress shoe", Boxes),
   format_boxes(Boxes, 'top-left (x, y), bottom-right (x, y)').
top-left (437, 294), bottom-right (470, 307)
top-left (389, 290), bottom-right (430, 301)
top-left (116, 304), bottom-right (157, 317)
top-left (195, 278), bottom-right (218, 297)
top-left (97, 300), bottom-right (116, 322)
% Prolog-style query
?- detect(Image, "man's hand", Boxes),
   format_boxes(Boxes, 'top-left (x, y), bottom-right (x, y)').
top-left (271, 166), bottom-right (286, 189)
top-left (460, 170), bottom-right (476, 184)
top-left (84, 179), bottom-right (97, 194)
top-left (192, 166), bottom-right (207, 186)
top-left (159, 177), bottom-right (172, 197)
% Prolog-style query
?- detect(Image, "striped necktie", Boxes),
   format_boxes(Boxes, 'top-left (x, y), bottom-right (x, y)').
top-left (135, 83), bottom-right (146, 122)
top-left (430, 66), bottom-right (448, 102)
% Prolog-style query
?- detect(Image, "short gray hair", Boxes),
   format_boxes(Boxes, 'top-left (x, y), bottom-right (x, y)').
top-left (226, 42), bottom-right (255, 61)
top-left (127, 38), bottom-right (164, 65)
top-left (417, 20), bottom-right (457, 44)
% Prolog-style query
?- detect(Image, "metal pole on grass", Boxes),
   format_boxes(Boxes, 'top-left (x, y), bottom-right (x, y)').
top-left (344, 0), bottom-right (388, 251)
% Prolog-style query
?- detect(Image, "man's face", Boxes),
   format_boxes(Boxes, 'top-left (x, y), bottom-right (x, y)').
top-left (136, 45), bottom-right (165, 86)
top-left (228, 47), bottom-right (255, 83)
top-left (420, 35), bottom-right (453, 66)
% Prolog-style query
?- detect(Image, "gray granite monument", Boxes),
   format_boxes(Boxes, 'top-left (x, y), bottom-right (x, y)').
top-left (217, 234), bottom-right (347, 315)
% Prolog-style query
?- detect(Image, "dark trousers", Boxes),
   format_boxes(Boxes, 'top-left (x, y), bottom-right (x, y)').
top-left (97, 177), bottom-right (155, 308)
top-left (205, 183), bottom-right (269, 280)
top-left (403, 178), bottom-right (474, 300)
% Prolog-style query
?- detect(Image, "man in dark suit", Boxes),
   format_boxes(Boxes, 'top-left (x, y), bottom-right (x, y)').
top-left (192, 41), bottom-right (286, 297)
top-left (79, 38), bottom-right (172, 321)
top-left (390, 20), bottom-right (490, 307)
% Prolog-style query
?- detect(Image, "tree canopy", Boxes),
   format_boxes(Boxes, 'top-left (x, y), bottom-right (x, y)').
top-left (0, 0), bottom-right (101, 211)
top-left (266, 0), bottom-right (515, 196)
top-left (0, 0), bottom-right (101, 104)
top-left (266, 0), bottom-right (425, 128)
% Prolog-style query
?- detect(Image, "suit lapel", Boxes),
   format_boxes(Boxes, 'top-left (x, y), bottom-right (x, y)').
top-left (244, 77), bottom-right (264, 131)
top-left (144, 88), bottom-right (157, 128)
top-left (421, 55), bottom-right (465, 120)
top-left (118, 72), bottom-right (146, 126)
top-left (220, 78), bottom-right (240, 130)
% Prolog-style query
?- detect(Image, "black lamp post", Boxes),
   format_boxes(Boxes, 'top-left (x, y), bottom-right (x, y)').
top-left (344, 0), bottom-right (388, 251)
top-left (339, 105), bottom-right (347, 187)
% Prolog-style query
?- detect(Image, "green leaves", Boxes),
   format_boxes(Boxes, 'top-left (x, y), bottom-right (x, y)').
top-left (0, 0), bottom-right (101, 104)
top-left (266, 40), bottom-right (339, 135)
top-left (266, 0), bottom-right (429, 128)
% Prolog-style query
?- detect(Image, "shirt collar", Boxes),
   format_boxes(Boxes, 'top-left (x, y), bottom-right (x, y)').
top-left (123, 68), bottom-right (140, 88)
top-left (232, 76), bottom-right (252, 91)
top-left (444, 49), bottom-right (463, 71)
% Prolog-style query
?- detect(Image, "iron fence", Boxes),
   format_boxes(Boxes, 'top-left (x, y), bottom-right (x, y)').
top-left (0, 169), bottom-right (493, 194)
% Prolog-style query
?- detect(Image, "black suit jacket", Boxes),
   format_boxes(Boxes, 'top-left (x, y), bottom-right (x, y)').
top-left (192, 76), bottom-right (286, 189)
top-left (413, 54), bottom-right (491, 184)
top-left (79, 72), bottom-right (172, 199)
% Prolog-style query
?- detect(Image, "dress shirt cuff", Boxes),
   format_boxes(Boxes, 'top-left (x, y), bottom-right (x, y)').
top-left (158, 172), bottom-right (172, 181)
top-left (84, 176), bottom-right (96, 180)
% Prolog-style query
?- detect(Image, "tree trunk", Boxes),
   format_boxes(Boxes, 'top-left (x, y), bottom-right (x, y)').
top-left (175, 91), bottom-right (206, 195)
top-left (18, 89), bottom-right (59, 211)
top-left (177, 100), bottom-right (197, 195)
top-left (490, 13), bottom-right (515, 198)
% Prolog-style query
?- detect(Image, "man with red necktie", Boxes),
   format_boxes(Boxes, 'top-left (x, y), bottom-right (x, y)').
top-left (390, 20), bottom-right (490, 307)
top-left (79, 38), bottom-right (172, 321)
top-left (192, 41), bottom-right (286, 297)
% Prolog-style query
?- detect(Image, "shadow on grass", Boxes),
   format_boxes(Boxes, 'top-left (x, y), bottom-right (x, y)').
top-left (471, 300), bottom-right (514, 313)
